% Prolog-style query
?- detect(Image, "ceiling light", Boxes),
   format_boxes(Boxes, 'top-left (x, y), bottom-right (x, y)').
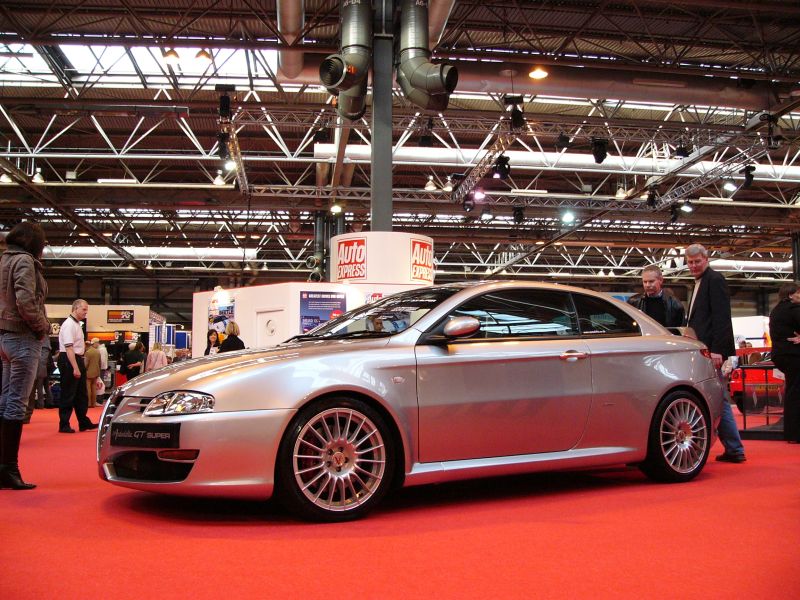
top-left (219, 94), bottom-right (231, 120)
top-left (680, 201), bottom-right (694, 213)
top-left (513, 206), bottom-right (525, 224)
top-left (615, 186), bottom-right (627, 199)
top-left (555, 133), bottom-right (571, 151)
top-left (723, 179), bottom-right (737, 192)
top-left (480, 208), bottom-right (493, 222)
top-left (97, 178), bottom-right (138, 184)
top-left (224, 159), bottom-right (237, 171)
top-left (32, 167), bottom-right (44, 184)
top-left (0, 173), bottom-right (12, 183)
top-left (675, 144), bottom-right (691, 158)
top-left (330, 202), bottom-right (342, 214)
top-left (510, 188), bottom-right (548, 196)
top-left (162, 48), bottom-right (180, 66)
top-left (443, 175), bottom-right (453, 193)
top-left (195, 48), bottom-right (212, 63)
top-left (670, 206), bottom-right (680, 223)
top-left (646, 187), bottom-right (658, 207)
top-left (528, 67), bottom-right (548, 80)
top-left (462, 197), bottom-right (475, 212)
top-left (561, 210), bottom-right (575, 224)
top-left (424, 175), bottom-right (437, 191)
top-left (591, 138), bottom-right (608, 164)
top-left (213, 170), bottom-right (225, 186)
top-left (472, 188), bottom-right (485, 201)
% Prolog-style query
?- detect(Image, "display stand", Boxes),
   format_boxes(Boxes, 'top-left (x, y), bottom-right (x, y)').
top-left (737, 364), bottom-right (784, 440)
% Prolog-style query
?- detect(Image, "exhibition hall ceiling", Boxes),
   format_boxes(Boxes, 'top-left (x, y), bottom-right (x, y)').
top-left (1, 0), bottom-right (799, 292)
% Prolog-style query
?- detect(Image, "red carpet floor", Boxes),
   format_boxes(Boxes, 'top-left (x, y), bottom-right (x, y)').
top-left (1, 406), bottom-right (798, 599)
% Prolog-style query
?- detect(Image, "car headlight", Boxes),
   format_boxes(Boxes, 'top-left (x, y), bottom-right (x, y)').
top-left (143, 391), bottom-right (215, 416)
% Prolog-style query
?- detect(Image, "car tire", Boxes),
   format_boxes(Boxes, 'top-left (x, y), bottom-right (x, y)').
top-left (640, 390), bottom-right (711, 483)
top-left (276, 397), bottom-right (395, 522)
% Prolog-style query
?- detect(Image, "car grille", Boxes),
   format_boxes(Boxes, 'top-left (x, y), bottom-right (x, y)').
top-left (97, 393), bottom-right (153, 457)
top-left (112, 451), bottom-right (193, 482)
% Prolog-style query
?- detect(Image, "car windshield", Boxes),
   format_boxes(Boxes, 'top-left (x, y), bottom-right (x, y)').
top-left (288, 287), bottom-right (461, 340)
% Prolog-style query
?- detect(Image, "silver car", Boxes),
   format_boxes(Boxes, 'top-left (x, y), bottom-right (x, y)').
top-left (98, 281), bottom-right (724, 521)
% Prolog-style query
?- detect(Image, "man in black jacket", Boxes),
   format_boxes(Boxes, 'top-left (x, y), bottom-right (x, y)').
top-left (627, 265), bottom-right (685, 328)
top-left (685, 244), bottom-right (746, 463)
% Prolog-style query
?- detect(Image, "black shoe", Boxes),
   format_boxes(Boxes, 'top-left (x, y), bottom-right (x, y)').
top-left (715, 452), bottom-right (746, 463)
top-left (59, 427), bottom-right (76, 434)
top-left (0, 466), bottom-right (36, 490)
top-left (79, 422), bottom-right (98, 431)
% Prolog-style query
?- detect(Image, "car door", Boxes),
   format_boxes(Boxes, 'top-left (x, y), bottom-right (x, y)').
top-left (415, 288), bottom-right (593, 463)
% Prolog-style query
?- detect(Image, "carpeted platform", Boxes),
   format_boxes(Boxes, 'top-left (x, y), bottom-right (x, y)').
top-left (1, 406), bottom-right (798, 599)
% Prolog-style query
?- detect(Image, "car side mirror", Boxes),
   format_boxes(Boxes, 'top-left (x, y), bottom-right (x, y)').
top-left (443, 316), bottom-right (481, 338)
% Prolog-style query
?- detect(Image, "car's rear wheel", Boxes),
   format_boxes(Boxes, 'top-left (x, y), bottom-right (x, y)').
top-left (276, 397), bottom-right (395, 522)
top-left (640, 390), bottom-right (710, 483)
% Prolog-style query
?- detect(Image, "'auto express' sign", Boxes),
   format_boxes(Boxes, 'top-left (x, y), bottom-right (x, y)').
top-left (337, 237), bottom-right (367, 280)
top-left (410, 239), bottom-right (434, 283)
top-left (110, 423), bottom-right (180, 448)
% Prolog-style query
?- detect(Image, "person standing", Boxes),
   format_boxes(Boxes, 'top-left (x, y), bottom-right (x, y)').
top-left (685, 244), bottom-right (746, 463)
top-left (0, 221), bottom-right (50, 490)
top-left (768, 282), bottom-right (800, 443)
top-left (144, 342), bottom-right (168, 372)
top-left (84, 338), bottom-right (101, 408)
top-left (57, 299), bottom-right (96, 433)
top-left (627, 265), bottom-right (685, 327)
top-left (23, 335), bottom-right (53, 423)
top-left (123, 342), bottom-right (144, 379)
top-left (218, 321), bottom-right (245, 353)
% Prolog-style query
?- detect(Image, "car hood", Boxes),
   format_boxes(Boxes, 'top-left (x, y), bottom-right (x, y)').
top-left (118, 337), bottom-right (394, 398)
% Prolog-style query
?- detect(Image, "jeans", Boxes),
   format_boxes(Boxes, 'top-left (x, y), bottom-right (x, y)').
top-left (717, 370), bottom-right (745, 456)
top-left (0, 332), bottom-right (41, 421)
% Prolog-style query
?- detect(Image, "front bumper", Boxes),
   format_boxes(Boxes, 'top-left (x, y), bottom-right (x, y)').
top-left (98, 401), bottom-right (296, 500)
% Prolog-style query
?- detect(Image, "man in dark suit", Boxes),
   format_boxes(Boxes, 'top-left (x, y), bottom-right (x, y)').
top-left (685, 244), bottom-right (746, 463)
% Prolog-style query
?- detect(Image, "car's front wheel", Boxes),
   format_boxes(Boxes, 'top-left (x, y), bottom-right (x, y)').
top-left (276, 397), bottom-right (395, 521)
top-left (640, 390), bottom-right (710, 483)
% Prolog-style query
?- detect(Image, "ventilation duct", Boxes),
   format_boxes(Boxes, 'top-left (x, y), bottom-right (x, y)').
top-left (396, 0), bottom-right (458, 110)
top-left (277, 0), bottom-right (304, 78)
top-left (319, 0), bottom-right (372, 120)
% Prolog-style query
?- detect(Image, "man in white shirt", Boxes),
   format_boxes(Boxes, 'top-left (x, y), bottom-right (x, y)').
top-left (57, 299), bottom-right (96, 433)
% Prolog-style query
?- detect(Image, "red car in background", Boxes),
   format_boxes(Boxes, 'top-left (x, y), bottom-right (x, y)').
top-left (728, 352), bottom-right (784, 413)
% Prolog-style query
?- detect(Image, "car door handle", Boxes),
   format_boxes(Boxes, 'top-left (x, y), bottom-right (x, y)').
top-left (559, 350), bottom-right (588, 362)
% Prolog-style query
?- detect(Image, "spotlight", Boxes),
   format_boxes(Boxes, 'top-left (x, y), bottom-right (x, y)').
top-left (615, 186), bottom-right (627, 199)
top-left (419, 132), bottom-right (433, 147)
top-left (313, 128), bottom-right (330, 143)
top-left (219, 94), bottom-right (231, 120)
top-left (675, 144), bottom-right (691, 158)
top-left (492, 155), bottom-right (511, 180)
top-left (670, 206), bottom-right (680, 223)
top-left (555, 133), bottom-right (571, 151)
top-left (740, 165), bottom-right (755, 189)
top-left (424, 175), bottom-right (437, 191)
top-left (0, 173), bottom-right (12, 184)
top-left (217, 132), bottom-right (230, 159)
top-left (480, 208), bottom-right (493, 222)
top-left (513, 206), bottom-right (525, 224)
top-left (462, 197), bottom-right (475, 212)
top-left (680, 201), bottom-right (694, 213)
top-left (723, 179), bottom-right (737, 192)
top-left (591, 138), bottom-right (608, 164)
top-left (561, 210), bottom-right (575, 224)
top-left (224, 159), bottom-right (237, 171)
top-left (330, 202), bottom-right (342, 214)
top-left (510, 106), bottom-right (526, 130)
top-left (472, 188), bottom-right (486, 201)
top-left (213, 170), bottom-right (225, 186)
top-left (32, 167), bottom-right (44, 184)
top-left (646, 187), bottom-right (657, 208)
top-left (443, 176), bottom-right (454, 193)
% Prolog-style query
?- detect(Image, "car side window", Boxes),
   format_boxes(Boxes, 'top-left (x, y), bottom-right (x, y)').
top-left (571, 293), bottom-right (640, 336)
top-left (450, 289), bottom-right (579, 339)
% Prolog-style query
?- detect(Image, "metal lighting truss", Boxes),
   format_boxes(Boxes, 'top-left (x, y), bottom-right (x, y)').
top-left (450, 131), bottom-right (515, 206)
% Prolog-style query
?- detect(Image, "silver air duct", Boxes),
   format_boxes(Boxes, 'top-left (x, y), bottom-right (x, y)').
top-left (396, 0), bottom-right (458, 110)
top-left (319, 0), bottom-right (373, 120)
top-left (277, 0), bottom-right (304, 78)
